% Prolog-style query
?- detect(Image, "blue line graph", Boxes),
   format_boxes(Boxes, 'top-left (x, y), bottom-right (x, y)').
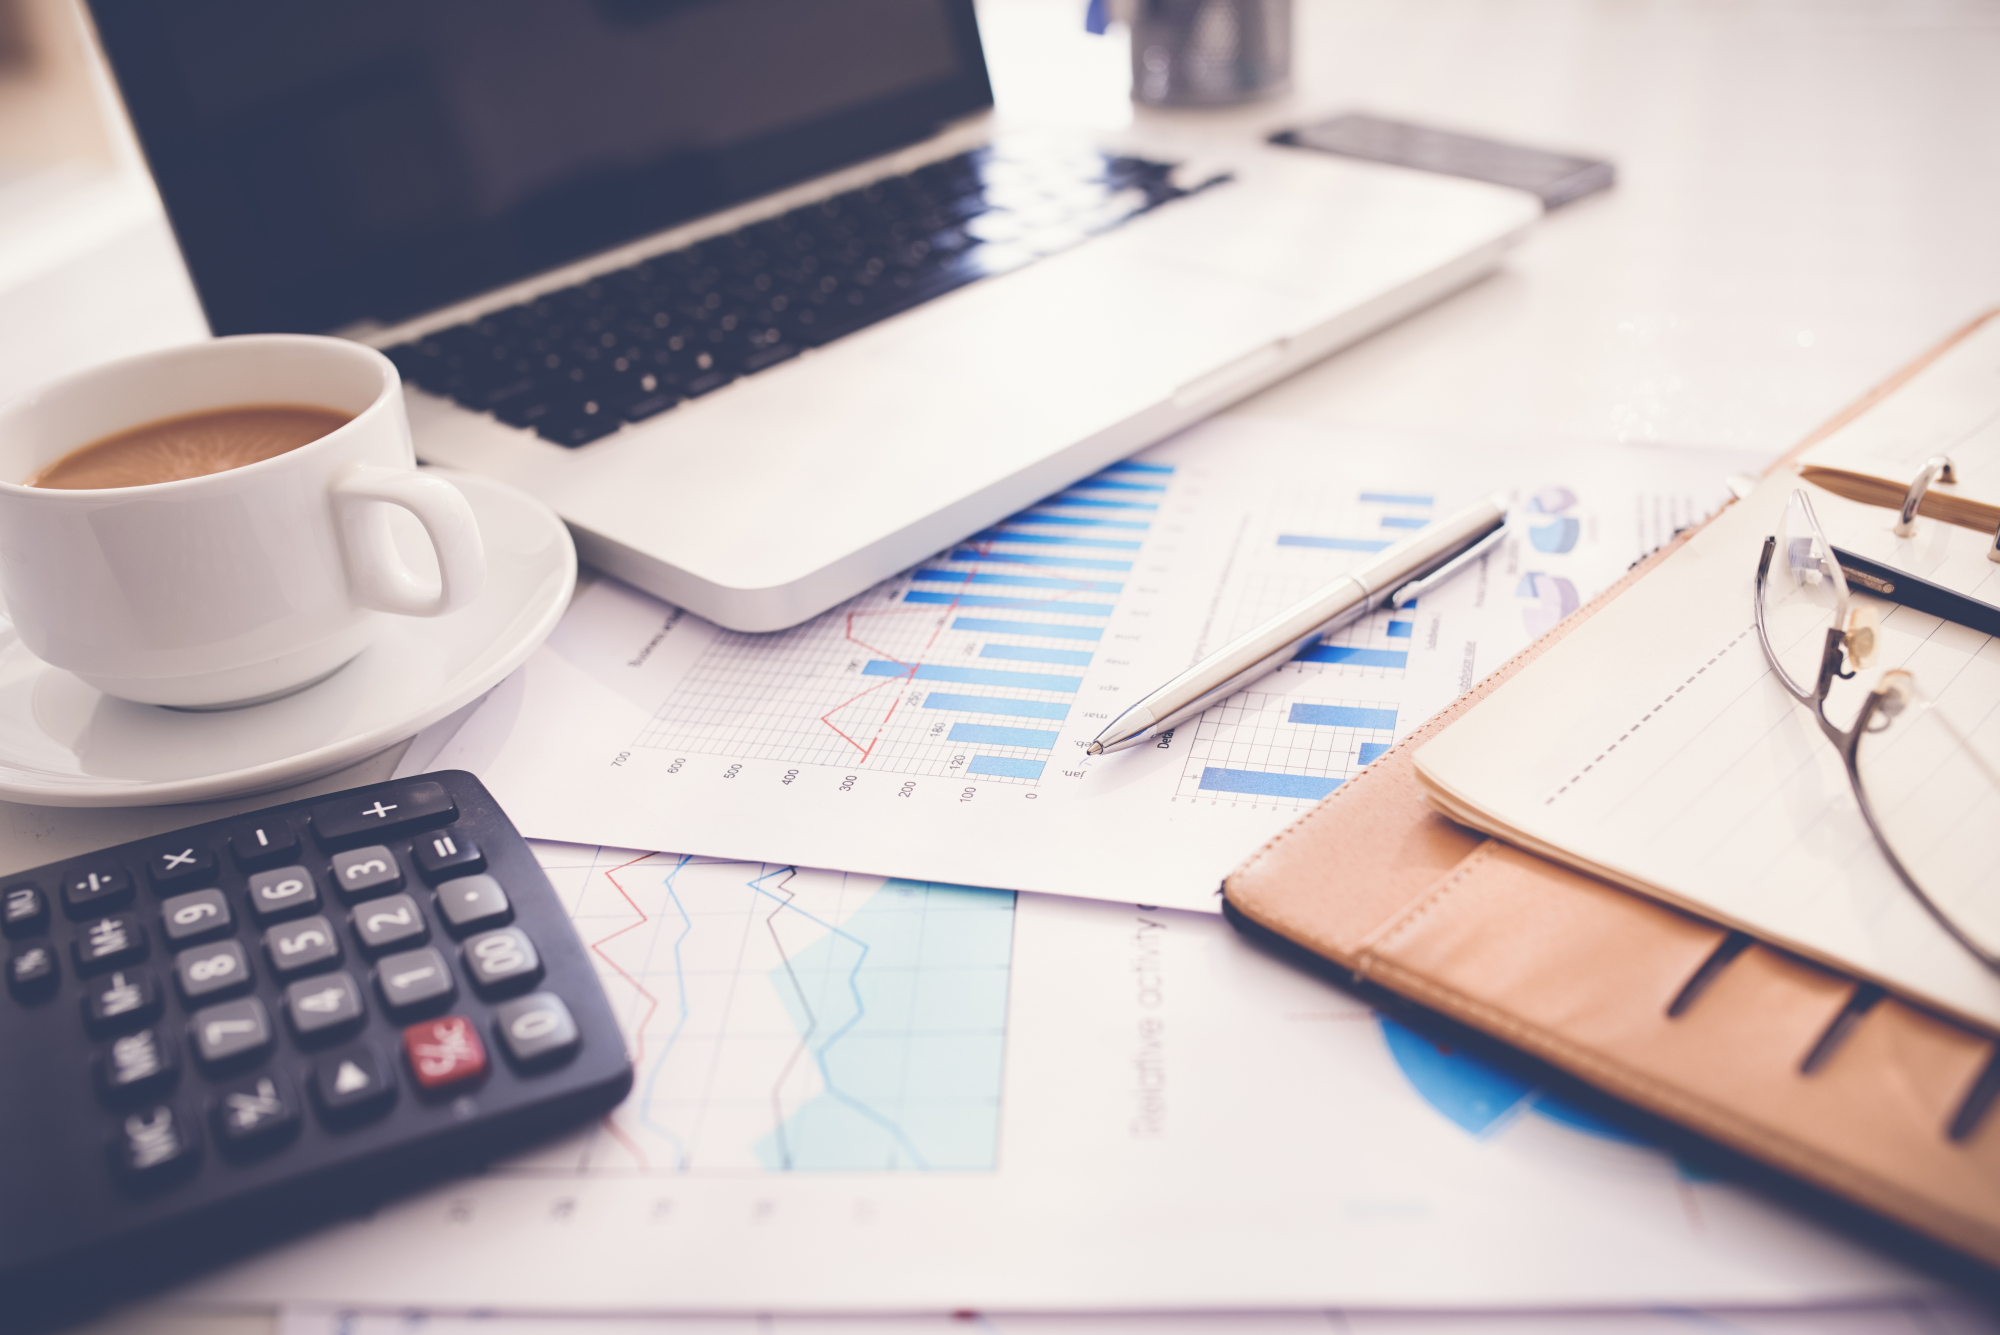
top-left (1359, 492), bottom-right (1433, 506)
top-left (1103, 460), bottom-right (1172, 474)
top-left (561, 850), bottom-right (1015, 1175)
top-left (752, 873), bottom-right (1014, 1171)
top-left (634, 854), bottom-right (697, 1167)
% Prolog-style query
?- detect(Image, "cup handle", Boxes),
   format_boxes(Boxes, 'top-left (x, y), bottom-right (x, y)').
top-left (333, 465), bottom-right (487, 617)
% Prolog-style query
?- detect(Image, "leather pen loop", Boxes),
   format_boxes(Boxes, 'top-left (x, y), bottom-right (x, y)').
top-left (1895, 454), bottom-right (1955, 537)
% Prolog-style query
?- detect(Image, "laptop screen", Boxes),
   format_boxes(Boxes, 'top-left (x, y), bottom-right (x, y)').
top-left (87, 0), bottom-right (992, 336)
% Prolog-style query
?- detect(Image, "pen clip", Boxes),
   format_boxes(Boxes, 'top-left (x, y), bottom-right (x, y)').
top-left (1388, 522), bottom-right (1508, 608)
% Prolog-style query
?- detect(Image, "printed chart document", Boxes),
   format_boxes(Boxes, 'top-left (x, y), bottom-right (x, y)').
top-left (188, 844), bottom-right (1929, 1313)
top-left (415, 420), bottom-right (1752, 909)
top-left (1417, 477), bottom-right (2000, 1031)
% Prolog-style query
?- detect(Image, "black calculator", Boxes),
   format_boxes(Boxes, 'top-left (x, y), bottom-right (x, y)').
top-left (0, 771), bottom-right (632, 1327)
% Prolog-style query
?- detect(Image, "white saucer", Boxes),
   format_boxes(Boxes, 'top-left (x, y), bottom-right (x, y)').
top-left (0, 469), bottom-right (575, 806)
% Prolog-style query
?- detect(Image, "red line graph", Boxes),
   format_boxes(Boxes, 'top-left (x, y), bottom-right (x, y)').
top-left (590, 852), bottom-right (662, 1169)
top-left (814, 536), bottom-right (1000, 763)
top-left (813, 532), bottom-right (1113, 765)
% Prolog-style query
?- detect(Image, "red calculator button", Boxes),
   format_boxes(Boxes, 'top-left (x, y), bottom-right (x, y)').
top-left (401, 1015), bottom-right (487, 1090)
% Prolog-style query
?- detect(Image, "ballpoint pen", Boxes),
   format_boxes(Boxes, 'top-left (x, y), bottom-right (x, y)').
top-left (1087, 494), bottom-right (1510, 755)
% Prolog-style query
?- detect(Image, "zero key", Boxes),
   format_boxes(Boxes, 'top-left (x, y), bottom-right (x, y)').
top-left (310, 782), bottom-right (456, 848)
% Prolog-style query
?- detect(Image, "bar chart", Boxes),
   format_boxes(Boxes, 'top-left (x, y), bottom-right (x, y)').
top-left (1174, 691), bottom-right (1398, 807)
top-left (1161, 487), bottom-right (1433, 806)
top-left (633, 461), bottom-right (1173, 784)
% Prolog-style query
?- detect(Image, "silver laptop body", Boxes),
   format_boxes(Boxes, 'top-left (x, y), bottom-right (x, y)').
top-left (88, 1), bottom-right (1538, 631)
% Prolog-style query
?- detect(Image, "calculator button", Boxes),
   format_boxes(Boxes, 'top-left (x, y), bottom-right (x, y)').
top-left (145, 843), bottom-right (215, 889)
top-left (174, 938), bottom-right (251, 1003)
top-left (246, 865), bottom-right (319, 922)
top-left (74, 913), bottom-right (147, 973)
top-left (413, 830), bottom-right (485, 883)
top-left (462, 927), bottom-right (542, 995)
top-left (492, 993), bottom-right (580, 1067)
top-left (227, 818), bottom-right (300, 869)
top-left (159, 888), bottom-right (233, 944)
top-left (111, 1102), bottom-right (200, 1185)
top-left (265, 914), bottom-right (341, 976)
top-left (189, 996), bottom-right (274, 1069)
top-left (62, 866), bottom-right (133, 917)
top-left (285, 970), bottom-right (365, 1040)
top-left (352, 893), bottom-right (428, 955)
top-left (434, 874), bottom-right (511, 934)
top-left (376, 946), bottom-right (455, 1014)
top-left (331, 845), bottom-right (404, 901)
top-left (98, 1025), bottom-right (178, 1100)
top-left (402, 1015), bottom-right (488, 1091)
top-left (82, 969), bottom-right (162, 1035)
top-left (309, 781), bottom-right (456, 848)
top-left (312, 1045), bottom-right (396, 1124)
top-left (6, 941), bottom-right (58, 1002)
top-left (211, 1071), bottom-right (300, 1154)
top-left (1, 883), bottom-right (47, 938)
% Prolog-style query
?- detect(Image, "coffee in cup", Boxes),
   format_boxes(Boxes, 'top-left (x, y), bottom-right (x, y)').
top-left (26, 404), bottom-right (354, 490)
top-left (0, 335), bottom-right (486, 709)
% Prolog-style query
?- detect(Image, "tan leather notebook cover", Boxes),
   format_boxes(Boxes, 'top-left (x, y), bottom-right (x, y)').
top-left (1224, 310), bottom-right (2000, 1268)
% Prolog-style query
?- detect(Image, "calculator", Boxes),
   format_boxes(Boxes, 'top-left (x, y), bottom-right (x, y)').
top-left (0, 771), bottom-right (632, 1325)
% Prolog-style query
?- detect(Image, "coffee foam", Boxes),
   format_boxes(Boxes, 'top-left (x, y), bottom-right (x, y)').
top-left (28, 404), bottom-right (353, 490)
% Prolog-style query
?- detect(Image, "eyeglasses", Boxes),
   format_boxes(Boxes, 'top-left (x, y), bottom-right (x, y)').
top-left (1753, 488), bottom-right (2000, 974)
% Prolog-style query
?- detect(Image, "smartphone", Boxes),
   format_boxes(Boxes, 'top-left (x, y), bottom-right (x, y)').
top-left (1272, 111), bottom-right (1615, 209)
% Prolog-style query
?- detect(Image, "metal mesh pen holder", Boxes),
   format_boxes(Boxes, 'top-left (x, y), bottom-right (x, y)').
top-left (1130, 0), bottom-right (1290, 107)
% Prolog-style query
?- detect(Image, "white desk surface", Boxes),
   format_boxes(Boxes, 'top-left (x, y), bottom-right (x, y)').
top-left (11, 0), bottom-right (1999, 1327)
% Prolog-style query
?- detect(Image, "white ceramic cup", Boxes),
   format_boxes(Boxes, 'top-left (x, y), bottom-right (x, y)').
top-left (0, 334), bottom-right (486, 709)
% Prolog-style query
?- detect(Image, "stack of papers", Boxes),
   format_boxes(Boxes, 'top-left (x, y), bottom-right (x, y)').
top-left (409, 419), bottom-right (1751, 910)
top-left (178, 419), bottom-right (1976, 1324)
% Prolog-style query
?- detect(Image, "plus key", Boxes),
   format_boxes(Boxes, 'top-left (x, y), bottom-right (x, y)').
top-left (401, 1015), bottom-right (487, 1091)
top-left (310, 782), bottom-right (456, 848)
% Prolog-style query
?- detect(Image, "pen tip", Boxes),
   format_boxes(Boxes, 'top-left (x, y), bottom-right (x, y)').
top-left (1086, 741), bottom-right (1103, 755)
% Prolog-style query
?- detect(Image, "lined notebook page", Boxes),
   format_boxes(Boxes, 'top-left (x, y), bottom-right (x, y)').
top-left (1798, 314), bottom-right (2000, 523)
top-left (1416, 477), bottom-right (2000, 1032)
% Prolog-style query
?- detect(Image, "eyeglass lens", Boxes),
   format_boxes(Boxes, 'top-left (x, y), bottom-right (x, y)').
top-left (1758, 489), bottom-right (1849, 697)
top-left (1852, 677), bottom-right (2000, 961)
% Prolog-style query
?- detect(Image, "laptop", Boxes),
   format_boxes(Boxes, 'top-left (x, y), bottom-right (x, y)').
top-left (84, 0), bottom-right (1539, 632)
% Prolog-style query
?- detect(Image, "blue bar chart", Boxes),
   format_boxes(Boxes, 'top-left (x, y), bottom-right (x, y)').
top-left (637, 461), bottom-right (1169, 785)
top-left (1167, 485), bottom-right (1432, 808)
top-left (1175, 691), bottom-right (1400, 809)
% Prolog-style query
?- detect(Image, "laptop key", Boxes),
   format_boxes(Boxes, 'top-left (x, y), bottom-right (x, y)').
top-left (385, 144), bottom-right (1194, 440)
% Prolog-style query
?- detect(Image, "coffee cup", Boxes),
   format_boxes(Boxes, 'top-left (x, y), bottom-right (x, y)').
top-left (0, 334), bottom-right (486, 709)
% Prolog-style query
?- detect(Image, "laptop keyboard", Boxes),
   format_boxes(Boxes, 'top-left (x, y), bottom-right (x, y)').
top-left (383, 142), bottom-right (1212, 447)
